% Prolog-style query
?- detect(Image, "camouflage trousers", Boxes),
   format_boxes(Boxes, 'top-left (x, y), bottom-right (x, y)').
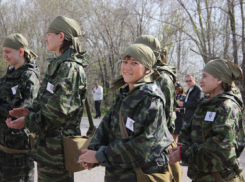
top-left (168, 141), bottom-right (183, 182)
top-left (37, 163), bottom-right (74, 182)
top-left (0, 162), bottom-right (34, 182)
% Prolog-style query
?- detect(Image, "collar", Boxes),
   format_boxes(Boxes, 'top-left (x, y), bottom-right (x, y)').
top-left (46, 48), bottom-right (72, 76)
top-left (119, 82), bottom-right (164, 109)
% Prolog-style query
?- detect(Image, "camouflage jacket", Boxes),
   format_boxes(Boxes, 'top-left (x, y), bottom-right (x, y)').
top-left (89, 83), bottom-right (173, 182)
top-left (179, 90), bottom-right (244, 181)
top-left (153, 64), bottom-right (176, 134)
top-left (25, 48), bottom-right (88, 168)
top-left (0, 62), bottom-right (39, 165)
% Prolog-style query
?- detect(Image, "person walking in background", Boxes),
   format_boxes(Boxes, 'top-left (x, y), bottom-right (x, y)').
top-left (170, 58), bottom-right (245, 181)
top-left (6, 16), bottom-right (88, 182)
top-left (177, 74), bottom-right (202, 125)
top-left (92, 83), bottom-right (103, 119)
top-left (173, 82), bottom-right (186, 144)
top-left (0, 33), bottom-right (40, 182)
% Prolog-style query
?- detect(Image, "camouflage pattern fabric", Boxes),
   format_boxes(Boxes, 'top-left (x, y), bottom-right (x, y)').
top-left (0, 162), bottom-right (34, 182)
top-left (179, 89), bottom-right (245, 182)
top-left (0, 62), bottom-right (39, 181)
top-left (153, 64), bottom-right (176, 134)
top-left (89, 83), bottom-right (174, 182)
top-left (37, 163), bottom-right (73, 182)
top-left (24, 48), bottom-right (88, 180)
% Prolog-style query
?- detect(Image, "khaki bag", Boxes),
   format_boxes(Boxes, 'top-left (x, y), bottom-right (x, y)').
top-left (119, 106), bottom-right (175, 182)
top-left (63, 99), bottom-right (96, 173)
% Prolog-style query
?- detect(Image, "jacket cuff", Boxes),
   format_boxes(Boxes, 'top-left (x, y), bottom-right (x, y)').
top-left (95, 146), bottom-right (111, 167)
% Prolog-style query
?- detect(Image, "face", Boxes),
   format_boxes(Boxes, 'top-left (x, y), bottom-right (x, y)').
top-left (2, 47), bottom-right (24, 69)
top-left (45, 33), bottom-right (62, 53)
top-left (95, 84), bottom-right (99, 88)
top-left (185, 76), bottom-right (195, 88)
top-left (175, 88), bottom-right (180, 95)
top-left (121, 56), bottom-right (150, 89)
top-left (199, 71), bottom-right (221, 94)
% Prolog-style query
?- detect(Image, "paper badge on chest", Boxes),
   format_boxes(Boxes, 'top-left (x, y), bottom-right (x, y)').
top-left (126, 117), bottom-right (135, 132)
top-left (11, 85), bottom-right (19, 95)
top-left (204, 111), bottom-right (216, 122)
top-left (46, 82), bottom-right (54, 94)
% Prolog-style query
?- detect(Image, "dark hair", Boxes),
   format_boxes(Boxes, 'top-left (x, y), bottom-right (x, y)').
top-left (55, 33), bottom-right (72, 54)
top-left (221, 82), bottom-right (232, 92)
top-left (60, 39), bottom-right (72, 54)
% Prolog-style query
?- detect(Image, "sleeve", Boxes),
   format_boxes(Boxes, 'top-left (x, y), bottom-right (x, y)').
top-left (88, 105), bottom-right (114, 151)
top-left (0, 70), bottom-right (39, 119)
top-left (94, 96), bottom-right (173, 168)
top-left (183, 87), bottom-right (202, 109)
top-left (25, 62), bottom-right (86, 134)
top-left (181, 104), bottom-right (240, 172)
top-left (160, 75), bottom-right (176, 134)
top-left (95, 87), bottom-right (102, 95)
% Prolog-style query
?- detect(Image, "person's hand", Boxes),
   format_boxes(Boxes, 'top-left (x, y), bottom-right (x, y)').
top-left (175, 108), bottom-right (179, 112)
top-left (9, 107), bottom-right (30, 118)
top-left (6, 117), bottom-right (25, 129)
top-left (78, 149), bottom-right (98, 164)
top-left (177, 143), bottom-right (184, 146)
top-left (169, 147), bottom-right (181, 164)
top-left (93, 90), bottom-right (95, 93)
top-left (177, 102), bottom-right (183, 107)
top-left (81, 162), bottom-right (94, 170)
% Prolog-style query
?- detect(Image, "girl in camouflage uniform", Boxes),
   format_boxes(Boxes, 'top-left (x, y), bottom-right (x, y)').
top-left (78, 44), bottom-right (174, 182)
top-left (6, 16), bottom-right (88, 182)
top-left (0, 34), bottom-right (39, 182)
top-left (170, 59), bottom-right (245, 182)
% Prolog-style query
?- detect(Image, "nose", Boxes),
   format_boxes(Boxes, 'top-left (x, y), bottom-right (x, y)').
top-left (3, 52), bottom-right (7, 58)
top-left (124, 63), bottom-right (131, 70)
top-left (199, 78), bottom-right (203, 84)
top-left (44, 36), bottom-right (48, 42)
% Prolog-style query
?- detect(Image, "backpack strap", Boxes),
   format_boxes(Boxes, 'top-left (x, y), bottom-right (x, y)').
top-left (85, 98), bottom-right (96, 137)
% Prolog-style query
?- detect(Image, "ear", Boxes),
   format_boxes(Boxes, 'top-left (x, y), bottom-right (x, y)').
top-left (145, 69), bottom-right (151, 75)
top-left (19, 48), bottom-right (24, 57)
top-left (217, 79), bottom-right (222, 85)
top-left (59, 32), bottom-right (65, 42)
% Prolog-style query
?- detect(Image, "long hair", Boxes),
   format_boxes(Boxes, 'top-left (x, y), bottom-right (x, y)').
top-left (175, 85), bottom-right (185, 96)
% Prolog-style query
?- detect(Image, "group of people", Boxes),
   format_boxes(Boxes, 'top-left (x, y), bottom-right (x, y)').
top-left (0, 15), bottom-right (244, 182)
top-left (173, 74), bottom-right (202, 144)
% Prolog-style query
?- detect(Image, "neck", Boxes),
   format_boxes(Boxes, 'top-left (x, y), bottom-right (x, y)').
top-left (189, 84), bottom-right (195, 89)
top-left (56, 51), bottom-right (62, 56)
top-left (128, 83), bottom-right (135, 91)
top-left (55, 47), bottom-right (62, 56)
top-left (209, 87), bottom-right (224, 98)
top-left (14, 57), bottom-right (25, 69)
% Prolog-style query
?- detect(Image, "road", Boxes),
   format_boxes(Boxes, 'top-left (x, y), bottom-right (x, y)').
top-left (33, 117), bottom-right (245, 182)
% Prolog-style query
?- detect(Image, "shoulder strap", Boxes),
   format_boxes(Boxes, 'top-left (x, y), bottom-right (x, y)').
top-left (118, 104), bottom-right (145, 175)
top-left (0, 144), bottom-right (27, 154)
top-left (85, 98), bottom-right (96, 137)
top-left (119, 104), bottom-right (128, 139)
top-left (201, 121), bottom-right (225, 182)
